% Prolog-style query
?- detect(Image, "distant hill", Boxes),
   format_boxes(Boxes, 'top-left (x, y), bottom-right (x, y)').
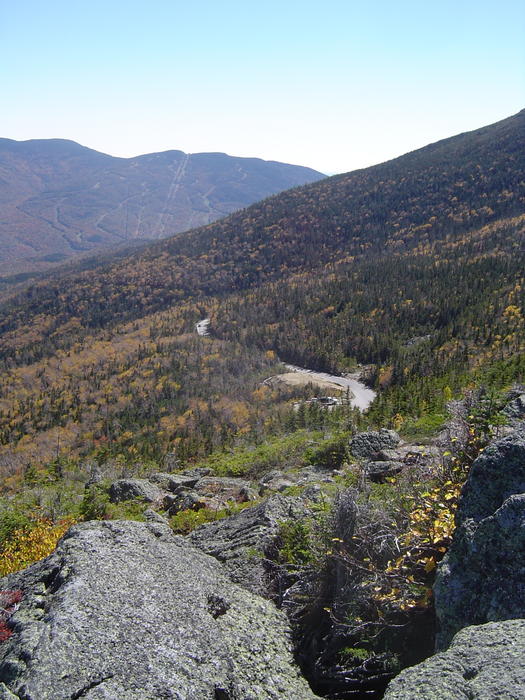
top-left (0, 138), bottom-right (324, 276)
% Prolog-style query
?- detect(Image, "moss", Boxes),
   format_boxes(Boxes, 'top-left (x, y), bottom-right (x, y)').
top-left (338, 646), bottom-right (370, 664)
top-left (170, 500), bottom-right (255, 535)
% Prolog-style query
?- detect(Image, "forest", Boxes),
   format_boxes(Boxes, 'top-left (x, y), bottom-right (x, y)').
top-left (0, 109), bottom-right (523, 368)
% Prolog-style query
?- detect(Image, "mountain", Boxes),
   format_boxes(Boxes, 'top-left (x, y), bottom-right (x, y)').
top-left (0, 138), bottom-right (324, 276)
top-left (1, 109), bottom-right (523, 340)
top-left (0, 109), bottom-right (524, 468)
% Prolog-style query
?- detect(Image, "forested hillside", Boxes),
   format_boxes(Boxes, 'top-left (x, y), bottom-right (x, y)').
top-left (1, 109), bottom-right (523, 355)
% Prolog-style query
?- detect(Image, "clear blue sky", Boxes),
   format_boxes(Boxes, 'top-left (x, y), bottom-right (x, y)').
top-left (2, 0), bottom-right (524, 174)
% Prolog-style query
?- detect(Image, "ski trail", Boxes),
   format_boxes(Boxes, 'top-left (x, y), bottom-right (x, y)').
top-left (155, 153), bottom-right (189, 238)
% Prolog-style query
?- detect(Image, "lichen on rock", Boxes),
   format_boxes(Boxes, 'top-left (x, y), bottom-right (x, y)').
top-left (0, 520), bottom-right (319, 700)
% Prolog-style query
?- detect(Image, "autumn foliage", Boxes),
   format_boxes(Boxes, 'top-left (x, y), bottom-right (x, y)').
top-left (0, 589), bottom-right (22, 643)
top-left (0, 518), bottom-right (75, 577)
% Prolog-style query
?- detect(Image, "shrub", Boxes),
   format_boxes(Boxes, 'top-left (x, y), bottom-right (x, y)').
top-left (277, 520), bottom-right (317, 567)
top-left (304, 433), bottom-right (350, 470)
top-left (0, 518), bottom-right (75, 576)
top-left (0, 509), bottom-right (32, 545)
top-left (196, 430), bottom-right (321, 477)
top-left (0, 589), bottom-right (22, 643)
top-left (170, 501), bottom-right (253, 535)
top-left (79, 485), bottom-right (110, 520)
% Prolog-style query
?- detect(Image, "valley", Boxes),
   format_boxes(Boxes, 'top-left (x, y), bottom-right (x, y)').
top-left (268, 364), bottom-right (376, 411)
top-left (0, 110), bottom-right (524, 699)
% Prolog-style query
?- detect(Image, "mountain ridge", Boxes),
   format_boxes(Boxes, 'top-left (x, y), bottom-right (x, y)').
top-left (0, 137), bottom-right (324, 276)
top-left (2, 108), bottom-right (522, 339)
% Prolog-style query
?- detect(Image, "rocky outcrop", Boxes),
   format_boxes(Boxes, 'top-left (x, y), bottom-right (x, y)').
top-left (502, 386), bottom-right (525, 424)
top-left (108, 473), bottom-right (256, 516)
top-left (189, 495), bottom-right (309, 595)
top-left (258, 465), bottom-right (337, 495)
top-left (434, 428), bottom-right (525, 647)
top-left (0, 520), bottom-right (319, 700)
top-left (349, 429), bottom-right (400, 459)
top-left (454, 428), bottom-right (525, 524)
top-left (194, 476), bottom-right (256, 503)
top-left (162, 476), bottom-right (256, 516)
top-left (108, 478), bottom-right (163, 504)
top-left (435, 493), bottom-right (525, 648)
top-left (384, 619), bottom-right (525, 699)
top-left (349, 430), bottom-right (437, 482)
top-left (148, 472), bottom-right (200, 491)
top-left (362, 460), bottom-right (404, 481)
top-left (384, 421), bottom-right (525, 697)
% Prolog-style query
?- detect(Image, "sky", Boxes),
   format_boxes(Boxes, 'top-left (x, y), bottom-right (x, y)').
top-left (1, 0), bottom-right (524, 174)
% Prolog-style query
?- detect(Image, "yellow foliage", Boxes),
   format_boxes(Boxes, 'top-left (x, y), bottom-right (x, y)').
top-left (0, 518), bottom-right (76, 576)
top-left (392, 413), bottom-right (404, 431)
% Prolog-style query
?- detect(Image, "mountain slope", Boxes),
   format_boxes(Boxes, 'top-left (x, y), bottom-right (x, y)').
top-left (0, 109), bottom-right (523, 485)
top-left (1, 109), bottom-right (523, 352)
top-left (0, 138), bottom-right (324, 275)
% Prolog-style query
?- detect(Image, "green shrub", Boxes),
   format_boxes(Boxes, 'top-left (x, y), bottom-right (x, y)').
top-left (338, 646), bottom-right (370, 665)
top-left (304, 433), bottom-right (349, 470)
top-left (277, 520), bottom-right (317, 567)
top-left (0, 509), bottom-right (32, 547)
top-left (170, 501), bottom-right (254, 535)
top-left (401, 412), bottom-right (446, 441)
top-left (79, 486), bottom-right (110, 520)
top-left (195, 430), bottom-right (323, 477)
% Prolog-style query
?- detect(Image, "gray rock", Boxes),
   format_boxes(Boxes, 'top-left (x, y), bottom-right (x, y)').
top-left (162, 492), bottom-right (179, 510)
top-left (378, 445), bottom-right (439, 465)
top-left (259, 471), bottom-right (296, 493)
top-left (259, 470), bottom-right (284, 485)
top-left (384, 619), bottom-right (525, 699)
top-left (258, 467), bottom-right (335, 495)
top-left (178, 491), bottom-right (205, 511)
top-left (503, 387), bottom-right (525, 422)
top-left (296, 465), bottom-right (336, 484)
top-left (189, 495), bottom-right (309, 594)
top-left (192, 476), bottom-right (256, 509)
top-left (301, 484), bottom-right (324, 503)
top-left (143, 508), bottom-right (170, 525)
top-left (181, 467), bottom-right (212, 478)
top-left (265, 478), bottom-right (296, 493)
top-left (0, 521), bottom-right (319, 700)
top-left (148, 472), bottom-right (199, 491)
top-left (456, 428), bottom-right (525, 524)
top-left (165, 477), bottom-right (258, 516)
top-left (194, 476), bottom-right (253, 499)
top-left (376, 448), bottom-right (405, 461)
top-left (108, 478), bottom-right (164, 504)
top-left (163, 490), bottom-right (208, 516)
top-left (349, 429), bottom-right (401, 459)
top-left (363, 460), bottom-right (404, 481)
top-left (434, 493), bottom-right (525, 648)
